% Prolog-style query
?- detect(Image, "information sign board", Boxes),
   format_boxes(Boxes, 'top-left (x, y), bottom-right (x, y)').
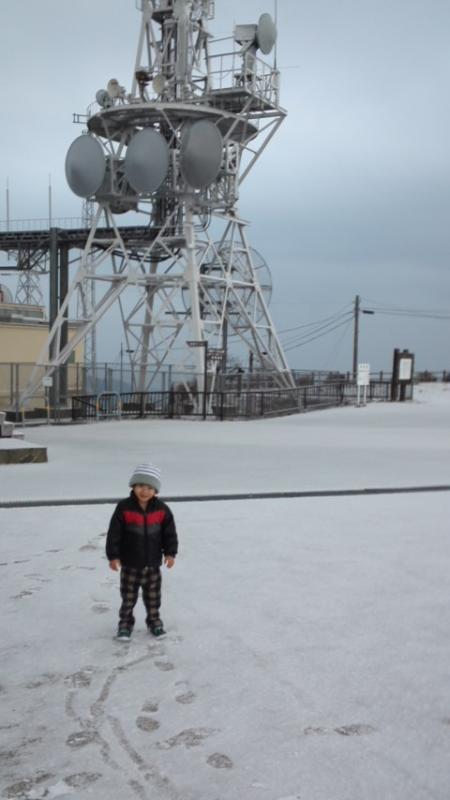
top-left (398, 358), bottom-right (412, 382)
top-left (357, 363), bottom-right (370, 387)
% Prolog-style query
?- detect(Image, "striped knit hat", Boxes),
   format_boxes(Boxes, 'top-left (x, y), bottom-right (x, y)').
top-left (129, 463), bottom-right (161, 492)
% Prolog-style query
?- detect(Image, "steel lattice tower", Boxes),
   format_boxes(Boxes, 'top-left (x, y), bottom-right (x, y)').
top-left (21, 0), bottom-right (294, 406)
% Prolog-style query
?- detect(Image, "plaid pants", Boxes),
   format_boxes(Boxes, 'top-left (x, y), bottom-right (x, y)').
top-left (119, 565), bottom-right (162, 630)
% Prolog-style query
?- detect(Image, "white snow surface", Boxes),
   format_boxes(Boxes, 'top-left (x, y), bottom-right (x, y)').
top-left (1, 382), bottom-right (449, 502)
top-left (1, 383), bottom-right (450, 800)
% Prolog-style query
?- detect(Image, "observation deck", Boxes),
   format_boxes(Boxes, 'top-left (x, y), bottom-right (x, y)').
top-left (87, 102), bottom-right (259, 143)
top-left (0, 226), bottom-right (182, 269)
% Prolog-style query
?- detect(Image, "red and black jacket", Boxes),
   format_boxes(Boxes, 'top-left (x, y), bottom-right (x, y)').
top-left (106, 492), bottom-right (178, 568)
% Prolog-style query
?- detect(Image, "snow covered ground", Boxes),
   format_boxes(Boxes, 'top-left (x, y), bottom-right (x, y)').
top-left (1, 383), bottom-right (450, 800)
top-left (1, 382), bottom-right (449, 503)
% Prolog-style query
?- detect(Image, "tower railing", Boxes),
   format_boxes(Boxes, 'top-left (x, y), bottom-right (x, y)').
top-left (207, 45), bottom-right (280, 108)
top-left (0, 217), bottom-right (86, 233)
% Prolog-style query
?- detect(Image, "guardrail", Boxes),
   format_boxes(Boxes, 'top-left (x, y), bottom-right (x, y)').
top-left (96, 391), bottom-right (122, 420)
top-left (72, 380), bottom-right (405, 422)
top-left (0, 217), bottom-right (85, 232)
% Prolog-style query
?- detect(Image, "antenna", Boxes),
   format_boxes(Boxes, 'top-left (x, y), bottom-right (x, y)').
top-left (96, 89), bottom-right (112, 109)
top-left (65, 136), bottom-right (106, 198)
top-left (234, 12), bottom-right (277, 55)
top-left (256, 13), bottom-right (277, 55)
top-left (152, 74), bottom-right (166, 95)
top-left (124, 128), bottom-right (169, 194)
top-left (274, 0), bottom-right (278, 69)
top-left (106, 78), bottom-right (121, 98)
top-left (6, 178), bottom-right (10, 232)
top-left (179, 121), bottom-right (223, 188)
top-left (48, 173), bottom-right (52, 227)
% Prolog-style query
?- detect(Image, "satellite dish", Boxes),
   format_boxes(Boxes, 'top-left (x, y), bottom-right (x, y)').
top-left (234, 24), bottom-right (258, 46)
top-left (256, 13), bottom-right (277, 55)
top-left (180, 120), bottom-right (223, 189)
top-left (107, 78), bottom-right (121, 98)
top-left (96, 89), bottom-right (111, 108)
top-left (124, 128), bottom-right (169, 194)
top-left (152, 74), bottom-right (166, 95)
top-left (65, 135), bottom-right (106, 198)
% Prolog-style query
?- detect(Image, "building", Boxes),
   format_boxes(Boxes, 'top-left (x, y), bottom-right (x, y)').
top-left (0, 284), bottom-right (84, 411)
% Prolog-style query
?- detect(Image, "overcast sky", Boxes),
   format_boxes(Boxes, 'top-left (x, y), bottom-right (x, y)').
top-left (1, 0), bottom-right (449, 372)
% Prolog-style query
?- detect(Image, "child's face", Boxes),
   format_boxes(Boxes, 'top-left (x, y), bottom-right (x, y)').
top-left (133, 483), bottom-right (156, 504)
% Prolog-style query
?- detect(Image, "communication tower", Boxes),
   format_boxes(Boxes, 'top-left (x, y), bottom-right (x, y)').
top-left (14, 268), bottom-right (45, 308)
top-left (22, 0), bottom-right (294, 405)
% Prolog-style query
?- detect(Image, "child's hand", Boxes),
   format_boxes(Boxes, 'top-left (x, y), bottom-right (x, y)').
top-left (164, 556), bottom-right (175, 569)
top-left (109, 559), bottom-right (121, 571)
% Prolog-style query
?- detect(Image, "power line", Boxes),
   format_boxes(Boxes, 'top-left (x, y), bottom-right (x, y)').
top-left (283, 317), bottom-right (353, 352)
top-left (281, 311), bottom-right (353, 347)
top-left (275, 293), bottom-right (450, 363)
top-left (323, 318), bottom-right (353, 369)
top-left (278, 303), bottom-right (354, 334)
top-left (361, 297), bottom-right (450, 320)
top-left (370, 310), bottom-right (450, 321)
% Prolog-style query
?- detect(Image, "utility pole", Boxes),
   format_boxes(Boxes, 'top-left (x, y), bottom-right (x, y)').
top-left (352, 294), bottom-right (374, 379)
top-left (352, 294), bottom-right (360, 380)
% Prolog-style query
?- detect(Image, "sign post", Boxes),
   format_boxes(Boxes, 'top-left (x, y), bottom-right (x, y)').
top-left (42, 376), bottom-right (53, 424)
top-left (391, 349), bottom-right (414, 401)
top-left (186, 340), bottom-right (208, 420)
top-left (356, 363), bottom-right (370, 406)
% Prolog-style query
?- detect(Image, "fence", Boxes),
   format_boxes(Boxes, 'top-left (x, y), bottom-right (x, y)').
top-left (0, 359), bottom-right (438, 422)
top-left (0, 360), bottom-right (414, 412)
top-left (0, 362), bottom-right (92, 418)
top-left (71, 379), bottom-right (406, 422)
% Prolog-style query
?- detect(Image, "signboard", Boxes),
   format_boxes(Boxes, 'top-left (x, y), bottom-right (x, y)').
top-left (357, 363), bottom-right (370, 387)
top-left (42, 377), bottom-right (53, 388)
top-left (208, 348), bottom-right (224, 361)
top-left (398, 358), bottom-right (413, 382)
top-left (391, 349), bottom-right (414, 400)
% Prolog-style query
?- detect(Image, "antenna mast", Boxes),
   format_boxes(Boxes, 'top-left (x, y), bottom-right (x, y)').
top-left (21, 0), bottom-right (294, 407)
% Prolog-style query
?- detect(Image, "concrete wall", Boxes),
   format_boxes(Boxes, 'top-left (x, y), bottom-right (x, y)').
top-left (0, 309), bottom-right (84, 364)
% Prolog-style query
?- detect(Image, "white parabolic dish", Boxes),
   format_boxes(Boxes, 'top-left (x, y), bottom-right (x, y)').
top-left (180, 120), bottom-right (223, 189)
top-left (124, 128), bottom-right (170, 194)
top-left (65, 136), bottom-right (106, 198)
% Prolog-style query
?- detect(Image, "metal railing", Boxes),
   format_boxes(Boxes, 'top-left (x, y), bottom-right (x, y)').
top-left (2, 359), bottom-right (439, 423)
top-left (0, 362), bottom-right (372, 418)
top-left (0, 217), bottom-right (85, 232)
top-left (71, 380), bottom-right (406, 422)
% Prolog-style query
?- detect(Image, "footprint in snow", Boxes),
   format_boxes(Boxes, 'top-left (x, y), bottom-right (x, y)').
top-left (154, 660), bottom-right (175, 672)
top-left (142, 700), bottom-right (159, 713)
top-left (175, 690), bottom-right (196, 704)
top-left (157, 728), bottom-right (218, 749)
top-left (91, 603), bottom-right (110, 614)
top-left (207, 753), bottom-right (234, 769)
top-left (136, 716), bottom-right (160, 732)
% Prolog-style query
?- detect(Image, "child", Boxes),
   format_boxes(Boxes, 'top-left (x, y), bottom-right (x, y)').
top-left (106, 462), bottom-right (178, 640)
